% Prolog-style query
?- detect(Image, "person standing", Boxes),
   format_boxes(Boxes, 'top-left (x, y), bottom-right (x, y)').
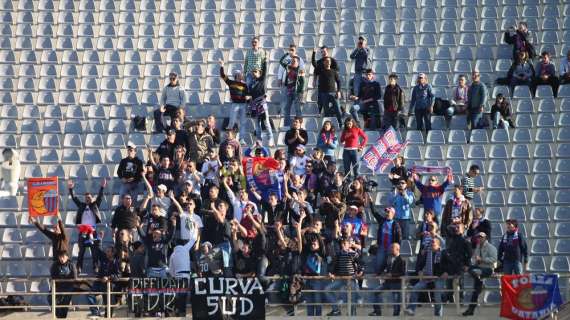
top-left (441, 185), bottom-right (473, 238)
top-left (31, 212), bottom-right (68, 259)
top-left (503, 21), bottom-right (535, 60)
top-left (369, 243), bottom-right (406, 316)
top-left (409, 73), bottom-right (434, 132)
top-left (246, 67), bottom-right (274, 146)
top-left (278, 44), bottom-right (305, 115)
top-left (279, 54), bottom-right (305, 127)
top-left (450, 75), bottom-right (469, 116)
top-left (50, 251), bottom-right (77, 318)
top-left (340, 117), bottom-right (368, 178)
top-left (404, 238), bottom-right (451, 317)
top-left (219, 60), bottom-right (247, 139)
top-left (168, 222), bottom-right (198, 316)
top-left (349, 69), bottom-right (381, 129)
top-left (317, 57), bottom-right (343, 125)
top-left (370, 205), bottom-right (402, 276)
top-left (244, 37), bottom-right (267, 87)
top-left (349, 36), bottom-right (371, 97)
top-left (497, 219), bottom-right (528, 275)
top-left (391, 179), bottom-right (415, 240)
top-left (154, 72), bottom-right (186, 133)
top-left (466, 71), bottom-right (487, 130)
top-left (412, 169), bottom-right (453, 223)
top-left (325, 237), bottom-right (362, 316)
top-left (68, 179), bottom-right (106, 273)
top-left (461, 164), bottom-right (484, 204)
top-left (284, 117), bottom-right (308, 157)
top-left (383, 74), bottom-right (405, 130)
top-left (462, 232), bottom-right (497, 316)
top-left (316, 120), bottom-right (338, 162)
top-left (311, 46), bottom-right (338, 87)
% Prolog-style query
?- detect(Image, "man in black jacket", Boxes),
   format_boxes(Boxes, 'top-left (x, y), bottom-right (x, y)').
top-left (68, 179), bottom-right (106, 273)
top-left (111, 194), bottom-right (139, 242)
top-left (444, 224), bottom-right (473, 303)
top-left (117, 142), bottom-right (144, 198)
top-left (50, 251), bottom-right (77, 318)
top-left (87, 246), bottom-right (120, 317)
top-left (405, 238), bottom-right (451, 316)
top-left (370, 205), bottom-right (402, 276)
top-left (317, 57), bottom-right (343, 126)
top-left (370, 243), bottom-right (406, 316)
top-left (349, 69), bottom-right (382, 129)
top-left (137, 215), bottom-right (176, 278)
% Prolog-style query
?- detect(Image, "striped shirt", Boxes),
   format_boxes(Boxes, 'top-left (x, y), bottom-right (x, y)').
top-left (461, 175), bottom-right (476, 200)
top-left (244, 49), bottom-right (266, 74)
top-left (333, 250), bottom-right (358, 276)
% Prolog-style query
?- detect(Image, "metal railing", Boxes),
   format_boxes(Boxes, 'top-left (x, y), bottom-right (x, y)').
top-left (0, 273), bottom-right (566, 318)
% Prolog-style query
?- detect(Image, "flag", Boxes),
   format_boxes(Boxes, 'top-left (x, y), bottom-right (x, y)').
top-left (242, 157), bottom-right (284, 200)
top-left (27, 177), bottom-right (59, 217)
top-left (500, 274), bottom-right (563, 320)
top-left (411, 165), bottom-right (452, 176)
top-left (360, 127), bottom-right (408, 173)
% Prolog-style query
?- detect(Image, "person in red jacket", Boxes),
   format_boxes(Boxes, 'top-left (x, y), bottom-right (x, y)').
top-left (340, 117), bottom-right (368, 177)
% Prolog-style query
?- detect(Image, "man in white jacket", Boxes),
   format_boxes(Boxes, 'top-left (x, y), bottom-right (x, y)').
top-left (168, 223), bottom-right (198, 316)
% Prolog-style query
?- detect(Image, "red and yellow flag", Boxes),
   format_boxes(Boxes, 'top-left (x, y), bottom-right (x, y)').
top-left (27, 177), bottom-right (59, 217)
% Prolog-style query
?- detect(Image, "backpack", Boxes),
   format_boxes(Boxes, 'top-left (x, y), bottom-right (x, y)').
top-left (133, 116), bottom-right (146, 131)
top-left (433, 97), bottom-right (451, 116)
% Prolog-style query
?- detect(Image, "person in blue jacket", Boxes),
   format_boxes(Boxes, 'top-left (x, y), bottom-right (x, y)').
top-left (409, 73), bottom-right (434, 132)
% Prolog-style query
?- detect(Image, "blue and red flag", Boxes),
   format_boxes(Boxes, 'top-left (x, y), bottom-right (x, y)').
top-left (27, 177), bottom-right (59, 217)
top-left (500, 274), bottom-right (563, 320)
top-left (360, 126), bottom-right (408, 173)
top-left (242, 157), bottom-right (285, 201)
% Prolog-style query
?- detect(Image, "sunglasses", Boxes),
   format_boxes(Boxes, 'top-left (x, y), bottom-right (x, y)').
top-left (169, 77), bottom-right (177, 80)
top-left (430, 179), bottom-right (437, 182)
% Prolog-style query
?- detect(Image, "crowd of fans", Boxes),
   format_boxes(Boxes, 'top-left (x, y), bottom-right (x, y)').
top-left (34, 31), bottom-right (547, 317)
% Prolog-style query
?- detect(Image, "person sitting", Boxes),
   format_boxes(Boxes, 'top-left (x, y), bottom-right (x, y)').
top-left (490, 94), bottom-right (515, 130)
top-left (533, 51), bottom-right (559, 97)
top-left (508, 51), bottom-right (535, 92)
top-left (450, 74), bottom-right (469, 116)
top-left (462, 232), bottom-right (497, 316)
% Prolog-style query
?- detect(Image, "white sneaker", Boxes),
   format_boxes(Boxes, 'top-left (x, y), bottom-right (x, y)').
top-left (404, 309), bottom-right (415, 316)
top-left (268, 138), bottom-right (275, 147)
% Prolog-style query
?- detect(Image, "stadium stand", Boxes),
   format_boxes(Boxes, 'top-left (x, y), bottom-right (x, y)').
top-left (0, 0), bottom-right (568, 317)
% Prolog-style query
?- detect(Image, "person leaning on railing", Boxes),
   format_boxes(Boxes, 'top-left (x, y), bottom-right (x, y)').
top-left (86, 246), bottom-right (120, 318)
top-left (50, 251), bottom-right (77, 319)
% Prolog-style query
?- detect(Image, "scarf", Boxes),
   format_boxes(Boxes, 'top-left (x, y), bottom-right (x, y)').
top-left (502, 229), bottom-right (519, 247)
top-left (412, 165), bottom-right (452, 176)
top-left (451, 195), bottom-right (465, 219)
top-left (320, 131), bottom-right (335, 145)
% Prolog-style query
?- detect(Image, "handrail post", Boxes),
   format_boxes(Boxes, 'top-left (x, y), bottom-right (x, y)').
top-left (106, 280), bottom-right (111, 318)
top-left (51, 279), bottom-right (57, 319)
top-left (347, 277), bottom-right (352, 315)
top-left (400, 277), bottom-right (406, 313)
top-left (454, 277), bottom-right (460, 315)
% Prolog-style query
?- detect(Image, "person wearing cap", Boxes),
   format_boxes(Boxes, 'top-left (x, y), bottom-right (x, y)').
top-left (383, 73), bottom-right (405, 130)
top-left (467, 71), bottom-right (488, 130)
top-left (155, 72), bottom-right (186, 133)
top-left (317, 57), bottom-right (343, 125)
top-left (156, 129), bottom-right (178, 162)
top-left (370, 204), bottom-right (402, 274)
top-left (0, 148), bottom-right (20, 196)
top-left (463, 232), bottom-right (497, 316)
top-left (219, 60), bottom-right (248, 138)
top-left (409, 73), bottom-right (435, 132)
top-left (350, 36), bottom-right (371, 97)
top-left (497, 219), bottom-right (528, 275)
top-left (195, 241), bottom-right (223, 277)
top-left (117, 143), bottom-right (144, 198)
top-left (279, 51), bottom-right (306, 128)
top-left (244, 36), bottom-right (267, 87)
top-left (289, 144), bottom-right (311, 176)
top-left (349, 68), bottom-right (381, 129)
top-left (245, 65), bottom-right (275, 146)
top-left (187, 119), bottom-right (214, 170)
top-left (490, 93), bottom-right (514, 132)
top-left (390, 178), bottom-right (415, 240)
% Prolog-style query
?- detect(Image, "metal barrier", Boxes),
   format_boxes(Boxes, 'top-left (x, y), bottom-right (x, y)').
top-left (0, 273), bottom-right (567, 318)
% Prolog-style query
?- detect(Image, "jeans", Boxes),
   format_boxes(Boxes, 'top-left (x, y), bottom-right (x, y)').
top-left (353, 73), bottom-right (364, 97)
top-left (375, 248), bottom-right (389, 274)
top-left (318, 92), bottom-right (343, 126)
top-left (469, 111), bottom-right (483, 129)
top-left (396, 218), bottom-right (410, 240)
top-left (503, 260), bottom-right (523, 275)
top-left (326, 279), bottom-right (359, 315)
top-left (415, 108), bottom-right (431, 131)
top-left (468, 266), bottom-right (493, 308)
top-left (246, 72), bottom-right (254, 88)
top-left (77, 231), bottom-right (100, 272)
top-left (372, 281), bottom-right (401, 316)
top-left (147, 267), bottom-right (168, 278)
top-left (306, 278), bottom-right (325, 316)
top-left (407, 279), bottom-right (445, 316)
top-left (342, 149), bottom-right (359, 177)
top-left (228, 103), bottom-right (247, 138)
top-left (254, 104), bottom-right (274, 143)
top-left (283, 94), bottom-right (302, 127)
top-left (87, 281), bottom-right (117, 316)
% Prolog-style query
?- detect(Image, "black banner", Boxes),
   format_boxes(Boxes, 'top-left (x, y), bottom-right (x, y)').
top-left (191, 277), bottom-right (266, 320)
top-left (128, 277), bottom-right (190, 314)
